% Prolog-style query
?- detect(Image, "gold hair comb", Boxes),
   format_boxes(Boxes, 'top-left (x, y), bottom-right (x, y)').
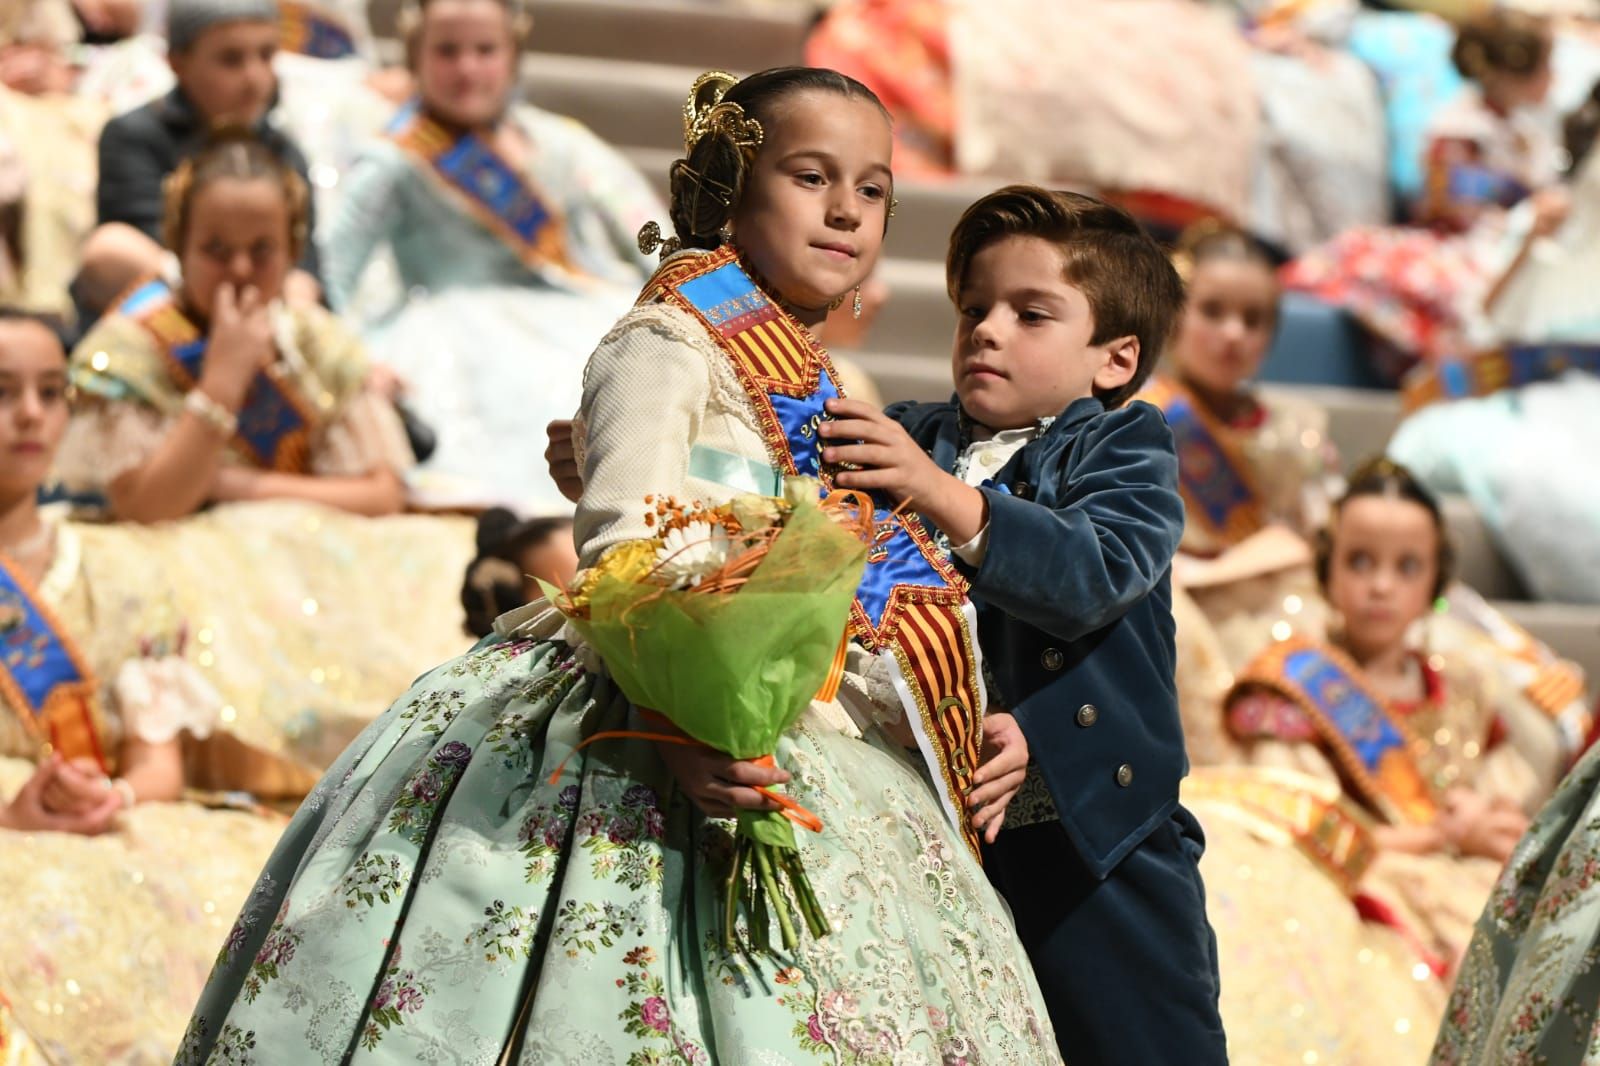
top-left (682, 70), bottom-right (764, 158)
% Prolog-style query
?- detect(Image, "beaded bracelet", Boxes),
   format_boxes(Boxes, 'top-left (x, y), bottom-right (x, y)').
top-left (184, 388), bottom-right (239, 437)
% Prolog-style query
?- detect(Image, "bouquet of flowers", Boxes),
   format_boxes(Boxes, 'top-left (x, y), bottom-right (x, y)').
top-left (545, 478), bottom-right (869, 953)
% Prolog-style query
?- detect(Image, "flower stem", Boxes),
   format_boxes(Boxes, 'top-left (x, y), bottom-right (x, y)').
top-left (723, 838), bottom-right (748, 954)
top-left (753, 842), bottom-right (798, 952)
top-left (783, 851), bottom-right (831, 939)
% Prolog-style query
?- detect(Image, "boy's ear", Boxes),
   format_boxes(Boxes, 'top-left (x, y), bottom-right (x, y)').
top-left (1094, 336), bottom-right (1140, 393)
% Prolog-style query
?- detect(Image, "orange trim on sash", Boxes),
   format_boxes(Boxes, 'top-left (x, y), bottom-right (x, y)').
top-left (0, 555), bottom-right (107, 772)
top-left (1140, 376), bottom-right (1266, 545)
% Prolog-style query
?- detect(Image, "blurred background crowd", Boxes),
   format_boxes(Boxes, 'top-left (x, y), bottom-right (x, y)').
top-left (1, 0), bottom-right (1598, 1061)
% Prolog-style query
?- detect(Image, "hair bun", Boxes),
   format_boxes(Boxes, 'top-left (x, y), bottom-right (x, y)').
top-left (474, 506), bottom-right (521, 553)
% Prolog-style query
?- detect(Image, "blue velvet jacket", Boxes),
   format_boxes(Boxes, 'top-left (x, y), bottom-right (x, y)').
top-left (889, 396), bottom-right (1189, 878)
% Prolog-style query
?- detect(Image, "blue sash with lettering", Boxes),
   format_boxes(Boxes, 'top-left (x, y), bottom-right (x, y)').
top-left (1142, 376), bottom-right (1263, 543)
top-left (1236, 637), bottom-right (1437, 824)
top-left (117, 280), bottom-right (315, 472)
top-left (649, 247), bottom-right (986, 854)
top-left (388, 102), bottom-right (574, 274)
top-left (0, 556), bottom-right (105, 770)
top-left (279, 0), bottom-right (357, 59)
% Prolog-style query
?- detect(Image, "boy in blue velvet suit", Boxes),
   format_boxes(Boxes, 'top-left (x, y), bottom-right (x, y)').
top-left (820, 186), bottom-right (1227, 1065)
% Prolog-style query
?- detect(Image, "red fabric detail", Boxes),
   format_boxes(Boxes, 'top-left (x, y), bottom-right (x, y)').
top-left (1353, 892), bottom-right (1450, 979)
top-left (1226, 690), bottom-right (1317, 742)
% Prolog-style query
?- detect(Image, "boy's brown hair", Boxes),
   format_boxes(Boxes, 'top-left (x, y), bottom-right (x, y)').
top-left (945, 185), bottom-right (1184, 409)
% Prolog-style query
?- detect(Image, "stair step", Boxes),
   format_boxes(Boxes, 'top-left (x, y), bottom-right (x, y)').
top-left (1497, 601), bottom-right (1600, 686)
top-left (1258, 383), bottom-right (1402, 470)
top-left (521, 54), bottom-right (706, 153)
top-left (368, 0), bottom-right (811, 70)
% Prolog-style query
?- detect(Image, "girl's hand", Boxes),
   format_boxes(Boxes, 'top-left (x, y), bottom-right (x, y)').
top-left (969, 711), bottom-right (1029, 843)
top-left (201, 283), bottom-right (274, 409)
top-left (365, 363), bottom-right (407, 402)
top-left (1439, 787), bottom-right (1529, 863)
top-left (1, 758), bottom-right (121, 835)
top-left (208, 465), bottom-right (263, 503)
top-left (545, 420), bottom-right (583, 504)
top-left (282, 269), bottom-right (322, 310)
top-left (40, 755), bottom-right (115, 816)
top-left (1527, 186), bottom-right (1572, 240)
top-left (653, 735), bottom-right (790, 820)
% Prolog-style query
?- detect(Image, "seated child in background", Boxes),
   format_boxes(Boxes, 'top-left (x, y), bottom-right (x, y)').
top-left (819, 185), bottom-right (1227, 1066)
top-left (62, 134), bottom-right (410, 521)
top-left (80, 0), bottom-right (322, 319)
top-left (460, 508), bottom-right (578, 637)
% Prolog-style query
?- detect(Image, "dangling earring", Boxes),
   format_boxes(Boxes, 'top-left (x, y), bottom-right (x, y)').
top-left (851, 286), bottom-right (863, 320)
top-left (718, 221), bottom-right (734, 246)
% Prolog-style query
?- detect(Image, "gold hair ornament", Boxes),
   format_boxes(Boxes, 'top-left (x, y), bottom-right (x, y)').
top-left (636, 220), bottom-right (680, 258)
top-left (681, 70), bottom-right (764, 159)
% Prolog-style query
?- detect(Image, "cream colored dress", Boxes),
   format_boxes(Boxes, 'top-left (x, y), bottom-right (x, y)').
top-left (0, 518), bottom-right (288, 1066)
top-left (1228, 646), bottom-right (1545, 967)
top-left (1143, 379), bottom-right (1340, 766)
top-left (60, 299), bottom-right (416, 496)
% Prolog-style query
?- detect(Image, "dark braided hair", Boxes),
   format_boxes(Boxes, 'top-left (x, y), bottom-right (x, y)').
top-left (667, 67), bottom-right (890, 251)
top-left (460, 508), bottom-right (574, 637)
top-left (1450, 9), bottom-right (1551, 83)
top-left (1564, 79), bottom-right (1600, 177)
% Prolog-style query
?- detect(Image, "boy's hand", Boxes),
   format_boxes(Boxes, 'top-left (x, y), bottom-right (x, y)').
top-left (819, 398), bottom-right (941, 503)
top-left (969, 711), bottom-right (1029, 843)
top-left (2, 757), bottom-right (121, 835)
top-left (820, 398), bottom-right (988, 546)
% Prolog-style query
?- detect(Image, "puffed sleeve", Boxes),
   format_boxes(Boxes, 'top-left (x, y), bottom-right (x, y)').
top-left (572, 307), bottom-right (710, 567)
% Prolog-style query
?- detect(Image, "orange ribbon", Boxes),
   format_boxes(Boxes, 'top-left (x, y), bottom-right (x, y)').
top-left (544, 708), bottom-right (826, 834)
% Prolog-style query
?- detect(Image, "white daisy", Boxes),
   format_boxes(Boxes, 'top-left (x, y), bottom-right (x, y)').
top-left (655, 522), bottom-right (733, 588)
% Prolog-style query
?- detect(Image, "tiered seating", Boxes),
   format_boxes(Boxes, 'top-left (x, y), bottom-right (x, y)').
top-left (359, 0), bottom-right (1600, 679)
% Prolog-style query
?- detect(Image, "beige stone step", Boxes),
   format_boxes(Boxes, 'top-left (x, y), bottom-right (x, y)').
top-left (521, 53), bottom-right (705, 152)
top-left (368, 0), bottom-right (811, 70)
top-left (1500, 601), bottom-right (1600, 686)
top-left (1258, 384), bottom-right (1401, 469)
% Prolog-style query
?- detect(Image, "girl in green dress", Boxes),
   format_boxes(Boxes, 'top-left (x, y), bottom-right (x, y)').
top-left (175, 64), bottom-right (1058, 1065)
